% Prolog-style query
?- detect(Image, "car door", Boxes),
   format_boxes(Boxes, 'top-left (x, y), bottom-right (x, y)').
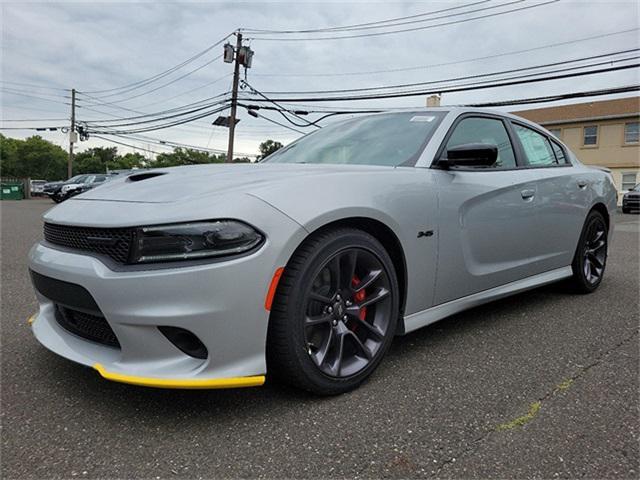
top-left (510, 121), bottom-right (588, 270)
top-left (432, 114), bottom-right (541, 305)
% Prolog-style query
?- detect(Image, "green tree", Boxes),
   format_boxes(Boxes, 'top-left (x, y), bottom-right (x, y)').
top-left (0, 134), bottom-right (21, 177)
top-left (111, 152), bottom-right (146, 170)
top-left (0, 135), bottom-right (68, 180)
top-left (74, 147), bottom-right (118, 174)
top-left (152, 148), bottom-right (226, 168)
top-left (258, 139), bottom-right (283, 160)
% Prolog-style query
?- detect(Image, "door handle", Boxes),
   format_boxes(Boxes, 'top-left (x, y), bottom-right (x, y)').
top-left (521, 189), bottom-right (536, 200)
top-left (577, 181), bottom-right (588, 189)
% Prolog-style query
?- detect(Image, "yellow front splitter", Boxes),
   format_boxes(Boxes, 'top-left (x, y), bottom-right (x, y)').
top-left (93, 363), bottom-right (265, 390)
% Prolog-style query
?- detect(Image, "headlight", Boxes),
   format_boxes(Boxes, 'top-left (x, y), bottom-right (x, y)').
top-left (130, 220), bottom-right (264, 264)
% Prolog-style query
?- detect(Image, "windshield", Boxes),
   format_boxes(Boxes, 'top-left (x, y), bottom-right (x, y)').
top-left (264, 111), bottom-right (446, 166)
top-left (65, 175), bottom-right (87, 184)
top-left (633, 184), bottom-right (640, 192)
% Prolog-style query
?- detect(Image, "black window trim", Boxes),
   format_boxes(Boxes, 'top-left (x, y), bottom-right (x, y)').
top-left (431, 113), bottom-right (574, 172)
top-left (431, 112), bottom-right (522, 171)
top-left (509, 120), bottom-right (573, 169)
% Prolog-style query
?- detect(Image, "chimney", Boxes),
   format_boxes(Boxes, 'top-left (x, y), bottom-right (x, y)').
top-left (426, 94), bottom-right (441, 107)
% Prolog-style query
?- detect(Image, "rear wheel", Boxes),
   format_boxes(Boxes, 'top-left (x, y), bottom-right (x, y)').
top-left (267, 228), bottom-right (399, 395)
top-left (622, 207), bottom-right (630, 214)
top-left (567, 210), bottom-right (608, 293)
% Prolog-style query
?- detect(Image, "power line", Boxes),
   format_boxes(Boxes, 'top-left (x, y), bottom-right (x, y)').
top-left (102, 131), bottom-right (258, 157)
top-left (244, 107), bottom-right (305, 134)
top-left (75, 100), bottom-right (230, 137)
top-left (241, 81), bottom-right (321, 128)
top-left (132, 73), bottom-right (232, 110)
top-left (82, 34), bottom-right (233, 95)
top-left (85, 104), bottom-right (231, 134)
top-left (92, 135), bottom-right (167, 155)
top-left (1, 117), bottom-right (69, 122)
top-left (467, 85), bottom-right (640, 107)
top-left (0, 80), bottom-right (69, 92)
top-left (77, 55), bottom-right (223, 107)
top-left (79, 93), bottom-right (230, 124)
top-left (1, 88), bottom-right (71, 105)
top-left (252, 27), bottom-right (639, 78)
top-left (257, 49), bottom-right (639, 95)
top-left (239, 63), bottom-right (640, 103)
top-left (246, 0), bottom-right (560, 41)
top-left (244, 0), bottom-right (493, 33)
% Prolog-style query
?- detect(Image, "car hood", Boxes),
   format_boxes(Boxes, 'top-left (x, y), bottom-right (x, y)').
top-left (74, 163), bottom-right (394, 204)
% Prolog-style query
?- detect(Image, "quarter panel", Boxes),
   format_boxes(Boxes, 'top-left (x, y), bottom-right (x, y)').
top-left (251, 167), bottom-right (440, 315)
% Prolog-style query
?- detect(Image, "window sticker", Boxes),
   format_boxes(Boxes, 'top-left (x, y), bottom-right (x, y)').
top-left (410, 115), bottom-right (436, 122)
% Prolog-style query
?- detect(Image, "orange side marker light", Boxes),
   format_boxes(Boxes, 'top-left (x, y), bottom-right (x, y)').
top-left (265, 267), bottom-right (284, 311)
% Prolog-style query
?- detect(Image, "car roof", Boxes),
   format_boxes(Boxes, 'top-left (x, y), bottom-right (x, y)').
top-left (369, 106), bottom-right (556, 138)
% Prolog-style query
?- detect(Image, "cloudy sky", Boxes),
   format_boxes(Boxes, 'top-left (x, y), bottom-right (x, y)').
top-left (1, 0), bottom-right (639, 158)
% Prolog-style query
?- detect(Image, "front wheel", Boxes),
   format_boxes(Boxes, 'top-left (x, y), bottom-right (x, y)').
top-left (567, 210), bottom-right (608, 293)
top-left (267, 228), bottom-right (399, 395)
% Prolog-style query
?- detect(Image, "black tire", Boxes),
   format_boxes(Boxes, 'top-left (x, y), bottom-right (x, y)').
top-left (567, 209), bottom-right (608, 293)
top-left (267, 228), bottom-right (399, 395)
top-left (622, 207), bottom-right (630, 214)
top-left (52, 195), bottom-right (63, 203)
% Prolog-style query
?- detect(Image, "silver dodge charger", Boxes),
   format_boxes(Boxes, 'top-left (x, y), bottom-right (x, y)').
top-left (28, 108), bottom-right (616, 395)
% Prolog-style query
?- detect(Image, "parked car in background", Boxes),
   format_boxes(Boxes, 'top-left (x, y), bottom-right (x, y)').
top-left (30, 179), bottom-right (48, 196)
top-left (28, 108), bottom-right (617, 395)
top-left (622, 184), bottom-right (640, 213)
top-left (44, 174), bottom-right (112, 203)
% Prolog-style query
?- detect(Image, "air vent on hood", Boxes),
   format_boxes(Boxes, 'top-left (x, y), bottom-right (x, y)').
top-left (127, 172), bottom-right (166, 182)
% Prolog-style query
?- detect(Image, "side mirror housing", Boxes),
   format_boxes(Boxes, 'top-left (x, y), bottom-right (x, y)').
top-left (440, 143), bottom-right (498, 168)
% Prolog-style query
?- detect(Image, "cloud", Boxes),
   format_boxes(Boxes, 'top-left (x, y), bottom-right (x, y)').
top-left (2, 0), bottom-right (639, 156)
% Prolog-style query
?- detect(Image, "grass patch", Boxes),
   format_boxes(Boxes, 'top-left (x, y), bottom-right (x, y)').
top-left (556, 378), bottom-right (574, 390)
top-left (497, 401), bottom-right (541, 431)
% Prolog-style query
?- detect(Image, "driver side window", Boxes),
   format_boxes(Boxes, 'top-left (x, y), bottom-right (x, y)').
top-left (445, 117), bottom-right (516, 168)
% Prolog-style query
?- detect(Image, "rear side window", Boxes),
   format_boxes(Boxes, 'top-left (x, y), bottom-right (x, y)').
top-left (513, 124), bottom-right (557, 166)
top-left (445, 117), bottom-right (516, 168)
top-left (550, 141), bottom-right (568, 164)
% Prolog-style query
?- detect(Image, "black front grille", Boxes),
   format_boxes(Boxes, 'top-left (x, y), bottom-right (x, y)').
top-left (55, 305), bottom-right (120, 348)
top-left (44, 223), bottom-right (133, 264)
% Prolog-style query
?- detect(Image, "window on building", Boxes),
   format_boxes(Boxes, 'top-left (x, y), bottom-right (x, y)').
top-left (583, 125), bottom-right (598, 146)
top-left (624, 122), bottom-right (639, 144)
top-left (622, 172), bottom-right (637, 191)
top-left (513, 124), bottom-right (557, 166)
top-left (548, 128), bottom-right (561, 139)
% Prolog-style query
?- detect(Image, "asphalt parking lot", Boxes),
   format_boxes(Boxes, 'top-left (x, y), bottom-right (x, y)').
top-left (1, 199), bottom-right (638, 479)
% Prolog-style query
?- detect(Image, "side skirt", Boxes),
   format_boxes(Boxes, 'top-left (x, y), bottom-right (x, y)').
top-left (402, 266), bottom-right (573, 334)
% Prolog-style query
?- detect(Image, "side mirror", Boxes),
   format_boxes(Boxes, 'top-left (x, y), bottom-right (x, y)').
top-left (440, 143), bottom-right (498, 168)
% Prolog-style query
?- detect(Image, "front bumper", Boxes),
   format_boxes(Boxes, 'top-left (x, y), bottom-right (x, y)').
top-left (28, 206), bottom-right (306, 388)
top-left (622, 196), bottom-right (640, 210)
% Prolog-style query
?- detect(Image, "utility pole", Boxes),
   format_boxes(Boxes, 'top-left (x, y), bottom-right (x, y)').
top-left (226, 32), bottom-right (242, 163)
top-left (68, 88), bottom-right (76, 178)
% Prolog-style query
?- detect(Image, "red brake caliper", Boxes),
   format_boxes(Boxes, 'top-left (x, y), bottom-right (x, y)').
top-left (351, 275), bottom-right (367, 329)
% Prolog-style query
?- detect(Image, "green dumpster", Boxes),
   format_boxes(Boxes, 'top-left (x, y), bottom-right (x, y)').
top-left (0, 183), bottom-right (24, 200)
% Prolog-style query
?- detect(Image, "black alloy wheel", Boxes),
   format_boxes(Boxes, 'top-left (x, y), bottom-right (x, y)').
top-left (582, 218), bottom-right (607, 285)
top-left (304, 247), bottom-right (392, 378)
top-left (569, 209), bottom-right (608, 293)
top-left (267, 228), bottom-right (399, 395)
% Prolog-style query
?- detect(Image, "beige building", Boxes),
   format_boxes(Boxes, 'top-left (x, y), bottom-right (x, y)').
top-left (514, 97), bottom-right (640, 200)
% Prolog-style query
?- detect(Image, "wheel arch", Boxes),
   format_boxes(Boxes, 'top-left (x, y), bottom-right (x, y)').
top-left (282, 216), bottom-right (409, 331)
top-left (590, 202), bottom-right (610, 230)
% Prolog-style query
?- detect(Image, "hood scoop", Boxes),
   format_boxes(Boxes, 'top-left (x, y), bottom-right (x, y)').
top-left (127, 172), bottom-right (167, 182)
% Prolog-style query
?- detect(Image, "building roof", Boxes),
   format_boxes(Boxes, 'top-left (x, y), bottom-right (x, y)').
top-left (512, 96), bottom-right (640, 125)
